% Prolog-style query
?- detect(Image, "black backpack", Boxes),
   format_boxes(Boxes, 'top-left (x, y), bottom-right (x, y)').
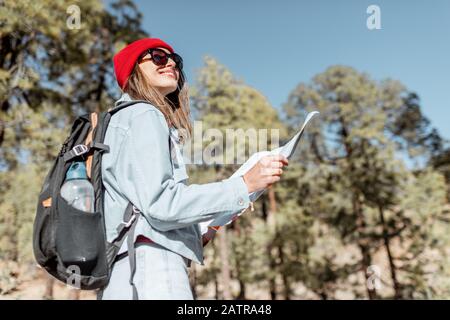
top-left (33, 100), bottom-right (149, 298)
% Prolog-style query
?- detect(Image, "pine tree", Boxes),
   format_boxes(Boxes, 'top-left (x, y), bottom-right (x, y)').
top-left (0, 0), bottom-right (148, 298)
top-left (190, 56), bottom-right (289, 299)
top-left (284, 65), bottom-right (450, 299)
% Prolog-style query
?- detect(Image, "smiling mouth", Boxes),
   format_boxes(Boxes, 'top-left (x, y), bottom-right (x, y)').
top-left (159, 71), bottom-right (177, 80)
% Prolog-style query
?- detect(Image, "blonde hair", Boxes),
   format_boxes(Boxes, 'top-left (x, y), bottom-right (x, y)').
top-left (124, 63), bottom-right (192, 144)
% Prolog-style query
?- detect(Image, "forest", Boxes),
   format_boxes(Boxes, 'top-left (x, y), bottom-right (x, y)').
top-left (1, 0), bottom-right (449, 299)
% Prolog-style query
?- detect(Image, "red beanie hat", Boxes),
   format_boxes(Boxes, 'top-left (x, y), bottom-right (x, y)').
top-left (113, 38), bottom-right (175, 90)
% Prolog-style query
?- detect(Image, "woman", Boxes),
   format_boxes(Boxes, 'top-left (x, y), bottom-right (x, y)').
top-left (98, 38), bottom-right (288, 300)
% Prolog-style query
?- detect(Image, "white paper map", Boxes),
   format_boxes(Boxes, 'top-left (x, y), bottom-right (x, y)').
top-left (199, 111), bottom-right (319, 235)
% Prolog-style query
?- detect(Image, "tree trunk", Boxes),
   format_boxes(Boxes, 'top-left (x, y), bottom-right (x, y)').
top-left (359, 244), bottom-right (377, 300)
top-left (213, 165), bottom-right (233, 300)
top-left (277, 244), bottom-right (291, 300)
top-left (378, 205), bottom-right (401, 299)
top-left (268, 187), bottom-right (277, 224)
top-left (234, 220), bottom-right (247, 300)
top-left (214, 276), bottom-right (219, 300)
top-left (340, 117), bottom-right (378, 300)
top-left (266, 244), bottom-right (277, 300)
top-left (354, 194), bottom-right (377, 299)
top-left (264, 190), bottom-right (277, 299)
top-left (218, 228), bottom-right (232, 300)
top-left (268, 187), bottom-right (291, 299)
top-left (236, 279), bottom-right (246, 300)
top-left (211, 240), bottom-right (220, 300)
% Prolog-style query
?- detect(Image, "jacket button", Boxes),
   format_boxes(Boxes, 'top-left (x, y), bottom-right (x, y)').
top-left (238, 198), bottom-right (244, 206)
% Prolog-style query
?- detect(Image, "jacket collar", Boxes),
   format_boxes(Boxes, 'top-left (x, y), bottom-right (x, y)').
top-left (112, 93), bottom-right (179, 136)
top-left (114, 93), bottom-right (132, 107)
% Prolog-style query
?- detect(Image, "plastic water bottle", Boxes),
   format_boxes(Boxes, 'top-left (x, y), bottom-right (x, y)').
top-left (60, 162), bottom-right (95, 213)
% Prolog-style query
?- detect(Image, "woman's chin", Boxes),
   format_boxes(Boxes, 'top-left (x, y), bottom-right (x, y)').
top-left (155, 80), bottom-right (177, 95)
top-left (158, 85), bottom-right (178, 96)
top-left (161, 78), bottom-right (178, 87)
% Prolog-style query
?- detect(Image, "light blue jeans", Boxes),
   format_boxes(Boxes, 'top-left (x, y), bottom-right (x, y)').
top-left (98, 241), bottom-right (194, 300)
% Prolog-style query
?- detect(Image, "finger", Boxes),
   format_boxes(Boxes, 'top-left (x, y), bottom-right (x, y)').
top-left (260, 166), bottom-right (278, 176)
top-left (260, 155), bottom-right (288, 170)
top-left (280, 157), bottom-right (289, 166)
top-left (269, 175), bottom-right (281, 184)
top-left (261, 162), bottom-right (286, 175)
top-left (259, 156), bottom-right (273, 166)
top-left (270, 161), bottom-right (283, 168)
top-left (261, 166), bottom-right (283, 176)
top-left (259, 166), bottom-right (272, 176)
top-left (272, 168), bottom-right (283, 176)
top-left (272, 154), bottom-right (289, 166)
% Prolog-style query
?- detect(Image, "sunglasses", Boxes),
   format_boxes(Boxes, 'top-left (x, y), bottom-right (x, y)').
top-left (139, 48), bottom-right (183, 70)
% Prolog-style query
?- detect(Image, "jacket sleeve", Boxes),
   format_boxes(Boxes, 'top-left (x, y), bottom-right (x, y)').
top-left (115, 109), bottom-right (251, 232)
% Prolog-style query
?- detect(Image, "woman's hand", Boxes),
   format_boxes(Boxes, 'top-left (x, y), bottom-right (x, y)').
top-left (242, 154), bottom-right (289, 194)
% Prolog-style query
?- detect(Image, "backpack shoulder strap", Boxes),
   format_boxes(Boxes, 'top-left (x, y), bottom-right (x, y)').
top-left (107, 100), bottom-right (151, 116)
top-left (110, 202), bottom-right (141, 300)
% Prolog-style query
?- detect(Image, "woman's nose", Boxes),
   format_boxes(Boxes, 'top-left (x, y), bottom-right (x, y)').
top-left (166, 57), bottom-right (176, 67)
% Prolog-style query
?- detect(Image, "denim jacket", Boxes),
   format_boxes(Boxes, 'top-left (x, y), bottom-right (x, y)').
top-left (102, 93), bottom-right (251, 266)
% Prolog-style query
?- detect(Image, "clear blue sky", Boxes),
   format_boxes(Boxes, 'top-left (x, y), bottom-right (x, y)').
top-left (129, 0), bottom-right (450, 139)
